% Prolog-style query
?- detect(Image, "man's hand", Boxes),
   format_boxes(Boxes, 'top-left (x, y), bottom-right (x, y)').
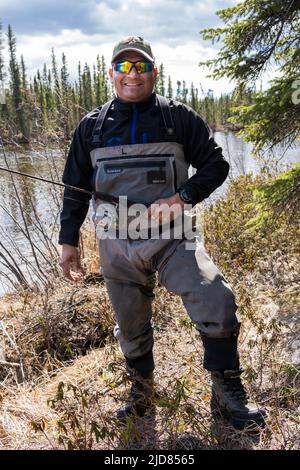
top-left (59, 244), bottom-right (83, 282)
top-left (147, 193), bottom-right (185, 225)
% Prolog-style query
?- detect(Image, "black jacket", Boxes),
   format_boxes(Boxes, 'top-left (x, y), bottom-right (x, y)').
top-left (59, 92), bottom-right (229, 246)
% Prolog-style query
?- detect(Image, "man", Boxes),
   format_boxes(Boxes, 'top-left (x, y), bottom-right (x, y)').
top-left (59, 36), bottom-right (266, 430)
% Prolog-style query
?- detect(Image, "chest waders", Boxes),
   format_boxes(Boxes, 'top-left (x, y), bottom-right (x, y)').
top-left (90, 94), bottom-right (240, 377)
top-left (91, 95), bottom-right (191, 243)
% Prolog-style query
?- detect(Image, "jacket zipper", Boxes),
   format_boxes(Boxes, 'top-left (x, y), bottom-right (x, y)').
top-left (131, 105), bottom-right (137, 144)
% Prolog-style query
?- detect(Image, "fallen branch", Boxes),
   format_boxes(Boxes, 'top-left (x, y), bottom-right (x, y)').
top-left (0, 359), bottom-right (21, 368)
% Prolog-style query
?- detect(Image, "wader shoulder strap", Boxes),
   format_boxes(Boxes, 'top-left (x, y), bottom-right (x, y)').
top-left (91, 99), bottom-right (114, 145)
top-left (156, 94), bottom-right (177, 140)
top-left (92, 95), bottom-right (177, 145)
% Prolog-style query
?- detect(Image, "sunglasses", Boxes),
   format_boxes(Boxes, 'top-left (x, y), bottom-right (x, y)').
top-left (113, 60), bottom-right (154, 74)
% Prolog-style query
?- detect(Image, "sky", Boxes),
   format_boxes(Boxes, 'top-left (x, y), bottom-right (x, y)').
top-left (0, 0), bottom-right (267, 96)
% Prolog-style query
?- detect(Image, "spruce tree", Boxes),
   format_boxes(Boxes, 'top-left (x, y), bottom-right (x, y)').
top-left (96, 55), bottom-right (109, 104)
top-left (181, 80), bottom-right (188, 104)
top-left (190, 83), bottom-right (198, 111)
top-left (20, 54), bottom-right (26, 89)
top-left (176, 81), bottom-right (182, 101)
top-left (157, 63), bottom-right (166, 96)
top-left (167, 75), bottom-right (173, 100)
top-left (200, 0), bottom-right (300, 151)
top-left (61, 52), bottom-right (71, 138)
top-left (201, 0), bottom-right (300, 224)
top-left (7, 24), bottom-right (29, 140)
top-left (0, 21), bottom-right (5, 86)
top-left (95, 55), bottom-right (101, 105)
top-left (0, 20), bottom-right (6, 109)
top-left (51, 48), bottom-right (61, 117)
top-left (100, 55), bottom-right (109, 102)
top-left (78, 61), bottom-right (83, 112)
top-left (82, 62), bottom-right (93, 111)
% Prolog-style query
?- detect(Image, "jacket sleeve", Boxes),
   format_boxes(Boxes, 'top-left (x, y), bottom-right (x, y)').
top-left (177, 104), bottom-right (229, 205)
top-left (58, 119), bottom-right (94, 246)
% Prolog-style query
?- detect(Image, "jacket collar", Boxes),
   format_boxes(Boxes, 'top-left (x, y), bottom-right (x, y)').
top-left (113, 91), bottom-right (156, 112)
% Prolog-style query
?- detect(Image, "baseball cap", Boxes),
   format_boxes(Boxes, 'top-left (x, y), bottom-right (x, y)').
top-left (111, 36), bottom-right (155, 63)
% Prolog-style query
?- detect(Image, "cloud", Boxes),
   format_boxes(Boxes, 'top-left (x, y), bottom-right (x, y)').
top-left (4, 29), bottom-right (233, 96)
top-left (0, 0), bottom-right (236, 41)
top-left (0, 0), bottom-right (238, 94)
top-left (0, 1), bottom-right (93, 34)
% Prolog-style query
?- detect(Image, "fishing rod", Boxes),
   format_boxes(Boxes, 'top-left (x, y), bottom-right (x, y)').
top-left (0, 165), bottom-right (91, 194)
top-left (0, 166), bottom-right (155, 208)
top-left (0, 165), bottom-right (130, 206)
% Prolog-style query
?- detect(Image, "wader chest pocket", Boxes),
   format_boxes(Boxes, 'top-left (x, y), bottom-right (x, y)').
top-left (95, 154), bottom-right (177, 202)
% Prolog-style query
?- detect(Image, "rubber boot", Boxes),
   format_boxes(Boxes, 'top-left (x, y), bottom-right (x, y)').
top-left (117, 369), bottom-right (154, 421)
top-left (211, 369), bottom-right (267, 430)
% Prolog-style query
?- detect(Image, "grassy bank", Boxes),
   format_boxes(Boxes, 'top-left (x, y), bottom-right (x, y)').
top-left (0, 173), bottom-right (299, 450)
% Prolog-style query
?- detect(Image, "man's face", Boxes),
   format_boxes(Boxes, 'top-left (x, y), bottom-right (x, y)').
top-left (109, 51), bottom-right (158, 103)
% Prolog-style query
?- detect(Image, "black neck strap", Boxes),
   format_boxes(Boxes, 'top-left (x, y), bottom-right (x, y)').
top-left (91, 94), bottom-right (177, 146)
top-left (156, 94), bottom-right (177, 140)
top-left (91, 99), bottom-right (114, 145)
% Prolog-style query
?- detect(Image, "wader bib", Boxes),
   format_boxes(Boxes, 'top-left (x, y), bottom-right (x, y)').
top-left (90, 95), bottom-right (240, 364)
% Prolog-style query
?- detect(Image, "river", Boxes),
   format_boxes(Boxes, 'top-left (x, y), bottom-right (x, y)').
top-left (0, 132), bottom-right (299, 294)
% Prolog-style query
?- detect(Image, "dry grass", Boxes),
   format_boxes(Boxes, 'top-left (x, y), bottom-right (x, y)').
top-left (0, 175), bottom-right (299, 450)
top-left (0, 274), bottom-right (299, 450)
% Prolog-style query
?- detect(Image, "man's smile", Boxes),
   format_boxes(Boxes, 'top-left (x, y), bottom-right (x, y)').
top-left (109, 50), bottom-right (157, 102)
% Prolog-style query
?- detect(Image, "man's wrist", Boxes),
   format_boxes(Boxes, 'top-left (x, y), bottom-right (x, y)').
top-left (58, 238), bottom-right (79, 247)
top-left (177, 188), bottom-right (193, 204)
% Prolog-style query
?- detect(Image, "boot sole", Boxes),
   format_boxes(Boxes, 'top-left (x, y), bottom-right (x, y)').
top-left (211, 397), bottom-right (266, 431)
top-left (117, 404), bottom-right (155, 422)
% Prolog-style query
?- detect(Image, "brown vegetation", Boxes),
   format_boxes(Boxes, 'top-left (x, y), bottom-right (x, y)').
top-left (0, 175), bottom-right (299, 450)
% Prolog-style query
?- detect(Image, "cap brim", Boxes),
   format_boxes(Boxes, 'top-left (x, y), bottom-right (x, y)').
top-left (112, 47), bottom-right (154, 63)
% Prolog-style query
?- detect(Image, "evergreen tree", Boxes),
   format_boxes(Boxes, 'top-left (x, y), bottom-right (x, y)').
top-left (248, 162), bottom-right (300, 228)
top-left (201, 0), bottom-right (300, 221)
top-left (0, 21), bottom-right (5, 84)
top-left (78, 61), bottom-right (83, 111)
top-left (38, 68), bottom-right (48, 128)
top-left (181, 80), bottom-right (188, 104)
top-left (0, 21), bottom-right (242, 140)
top-left (0, 20), bottom-right (6, 109)
top-left (175, 80), bottom-right (182, 101)
top-left (93, 63), bottom-right (97, 107)
top-left (167, 75), bottom-right (173, 100)
top-left (156, 63), bottom-right (166, 96)
top-left (96, 55), bottom-right (109, 104)
top-left (81, 62), bottom-right (93, 111)
top-left (42, 63), bottom-right (53, 114)
top-left (95, 55), bottom-right (102, 105)
top-left (51, 48), bottom-right (61, 114)
top-left (101, 55), bottom-right (109, 102)
top-left (190, 82), bottom-right (197, 111)
top-left (61, 52), bottom-right (71, 138)
top-left (7, 24), bottom-right (29, 139)
top-left (20, 54), bottom-right (26, 89)
top-left (73, 83), bottom-right (80, 124)
top-left (200, 0), bottom-right (300, 152)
